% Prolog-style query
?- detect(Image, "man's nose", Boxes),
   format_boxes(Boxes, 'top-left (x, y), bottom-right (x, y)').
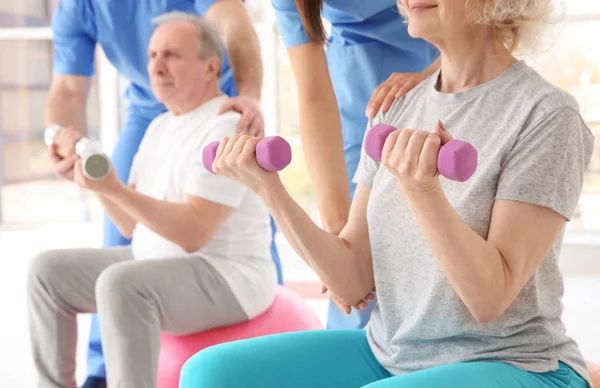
top-left (150, 56), bottom-right (166, 75)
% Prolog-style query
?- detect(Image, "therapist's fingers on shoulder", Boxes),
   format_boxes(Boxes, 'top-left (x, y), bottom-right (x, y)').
top-left (395, 78), bottom-right (417, 99)
top-left (236, 109), bottom-right (257, 134)
top-left (247, 115), bottom-right (264, 137)
top-left (366, 82), bottom-right (391, 118)
top-left (241, 111), bottom-right (262, 136)
top-left (381, 83), bottom-right (403, 112)
top-left (216, 99), bottom-right (236, 115)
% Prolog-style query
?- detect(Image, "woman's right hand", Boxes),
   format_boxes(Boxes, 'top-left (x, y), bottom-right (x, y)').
top-left (212, 133), bottom-right (281, 194)
top-left (321, 283), bottom-right (375, 314)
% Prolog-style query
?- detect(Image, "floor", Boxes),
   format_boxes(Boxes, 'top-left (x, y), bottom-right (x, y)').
top-left (0, 222), bottom-right (598, 387)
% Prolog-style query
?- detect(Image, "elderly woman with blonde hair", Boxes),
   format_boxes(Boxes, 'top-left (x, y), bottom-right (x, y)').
top-left (178, 0), bottom-right (595, 387)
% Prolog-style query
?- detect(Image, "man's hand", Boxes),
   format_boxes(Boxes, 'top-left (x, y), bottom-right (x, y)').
top-left (48, 144), bottom-right (78, 181)
top-left (73, 158), bottom-right (121, 194)
top-left (321, 283), bottom-right (376, 314)
top-left (217, 96), bottom-right (264, 137)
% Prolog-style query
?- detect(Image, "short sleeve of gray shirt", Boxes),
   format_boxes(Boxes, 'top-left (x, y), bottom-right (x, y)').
top-left (352, 60), bottom-right (595, 386)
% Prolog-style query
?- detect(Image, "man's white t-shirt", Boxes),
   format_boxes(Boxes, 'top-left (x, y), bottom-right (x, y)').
top-left (127, 94), bottom-right (276, 318)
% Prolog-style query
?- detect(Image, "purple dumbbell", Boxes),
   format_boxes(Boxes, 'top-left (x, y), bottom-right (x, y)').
top-left (202, 135), bottom-right (292, 174)
top-left (364, 123), bottom-right (478, 182)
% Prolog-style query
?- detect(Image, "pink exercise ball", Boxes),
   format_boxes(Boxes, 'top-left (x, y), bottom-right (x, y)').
top-left (156, 285), bottom-right (323, 388)
top-left (588, 361), bottom-right (600, 388)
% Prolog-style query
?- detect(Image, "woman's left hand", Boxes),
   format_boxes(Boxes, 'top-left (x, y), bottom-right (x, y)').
top-left (381, 120), bottom-right (453, 193)
top-left (212, 133), bottom-right (280, 193)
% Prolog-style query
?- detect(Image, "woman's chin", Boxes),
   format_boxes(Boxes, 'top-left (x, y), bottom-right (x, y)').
top-left (407, 23), bottom-right (436, 43)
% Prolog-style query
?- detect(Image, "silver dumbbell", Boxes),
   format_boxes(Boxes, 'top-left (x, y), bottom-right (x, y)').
top-left (44, 124), bottom-right (111, 181)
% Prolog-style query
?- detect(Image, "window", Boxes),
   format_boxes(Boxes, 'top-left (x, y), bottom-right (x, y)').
top-left (0, 0), bottom-right (59, 27)
top-left (0, 1), bottom-right (103, 224)
top-left (527, 12), bottom-right (600, 231)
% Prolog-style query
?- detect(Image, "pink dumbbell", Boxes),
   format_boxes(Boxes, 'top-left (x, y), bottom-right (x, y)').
top-left (364, 124), bottom-right (478, 182)
top-left (202, 136), bottom-right (292, 174)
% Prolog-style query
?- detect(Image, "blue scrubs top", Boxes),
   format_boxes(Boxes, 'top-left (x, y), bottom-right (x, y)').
top-left (272, 0), bottom-right (439, 148)
top-left (51, 0), bottom-right (237, 119)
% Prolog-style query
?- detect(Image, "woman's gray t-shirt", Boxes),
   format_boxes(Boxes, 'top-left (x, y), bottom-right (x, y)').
top-left (354, 60), bottom-right (594, 386)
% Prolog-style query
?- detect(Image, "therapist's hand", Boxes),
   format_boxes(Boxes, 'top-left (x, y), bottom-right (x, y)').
top-left (366, 71), bottom-right (431, 118)
top-left (217, 96), bottom-right (264, 137)
top-left (366, 57), bottom-right (441, 118)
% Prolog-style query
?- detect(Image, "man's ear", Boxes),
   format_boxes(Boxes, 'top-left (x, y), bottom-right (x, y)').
top-left (206, 57), bottom-right (221, 78)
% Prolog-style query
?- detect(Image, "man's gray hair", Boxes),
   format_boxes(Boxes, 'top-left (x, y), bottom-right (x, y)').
top-left (152, 11), bottom-right (223, 74)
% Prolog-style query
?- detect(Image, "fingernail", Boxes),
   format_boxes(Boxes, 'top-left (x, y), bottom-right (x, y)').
top-left (437, 120), bottom-right (446, 132)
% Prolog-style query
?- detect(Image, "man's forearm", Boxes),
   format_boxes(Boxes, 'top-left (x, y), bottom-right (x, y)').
top-left (96, 193), bottom-right (137, 239)
top-left (206, 0), bottom-right (263, 98)
top-left (107, 185), bottom-right (204, 252)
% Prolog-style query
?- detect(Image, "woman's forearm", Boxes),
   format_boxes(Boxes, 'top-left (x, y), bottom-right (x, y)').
top-left (403, 186), bottom-right (509, 323)
top-left (259, 180), bottom-right (372, 304)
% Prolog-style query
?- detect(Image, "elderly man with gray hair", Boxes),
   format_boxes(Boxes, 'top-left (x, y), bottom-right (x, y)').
top-left (27, 12), bottom-right (277, 388)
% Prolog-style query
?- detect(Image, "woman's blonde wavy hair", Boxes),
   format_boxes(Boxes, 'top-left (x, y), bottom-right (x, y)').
top-left (397, 0), bottom-right (563, 55)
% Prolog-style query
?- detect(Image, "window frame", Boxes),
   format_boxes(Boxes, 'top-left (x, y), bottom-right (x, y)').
top-left (0, 26), bottom-right (120, 223)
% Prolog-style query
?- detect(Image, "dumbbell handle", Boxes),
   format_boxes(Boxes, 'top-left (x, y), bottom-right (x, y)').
top-left (202, 136), bottom-right (292, 174)
top-left (364, 124), bottom-right (478, 182)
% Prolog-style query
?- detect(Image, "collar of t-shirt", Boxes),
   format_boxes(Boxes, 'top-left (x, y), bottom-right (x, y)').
top-left (168, 93), bottom-right (228, 128)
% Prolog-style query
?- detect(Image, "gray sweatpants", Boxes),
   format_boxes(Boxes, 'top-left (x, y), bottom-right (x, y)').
top-left (26, 246), bottom-right (249, 388)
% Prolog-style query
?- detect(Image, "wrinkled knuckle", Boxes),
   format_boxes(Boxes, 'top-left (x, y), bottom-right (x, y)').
top-left (414, 171), bottom-right (427, 181)
top-left (398, 162), bottom-right (411, 176)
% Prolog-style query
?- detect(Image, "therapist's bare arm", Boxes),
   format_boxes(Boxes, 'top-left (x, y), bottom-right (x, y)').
top-left (205, 0), bottom-right (262, 99)
top-left (45, 75), bottom-right (91, 180)
top-left (287, 42), bottom-right (350, 234)
top-left (45, 75), bottom-right (90, 131)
